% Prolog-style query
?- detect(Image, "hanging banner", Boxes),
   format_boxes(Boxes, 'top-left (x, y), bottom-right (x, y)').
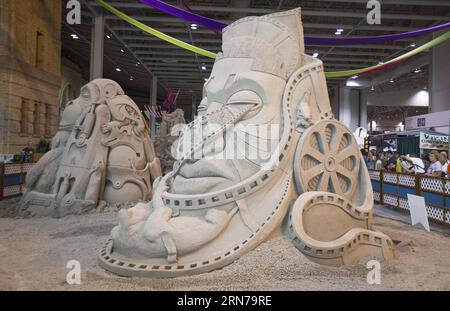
top-left (419, 132), bottom-right (449, 150)
top-left (405, 110), bottom-right (450, 131)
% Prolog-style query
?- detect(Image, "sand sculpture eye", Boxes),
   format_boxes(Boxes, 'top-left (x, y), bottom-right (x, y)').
top-left (227, 90), bottom-right (262, 106)
top-left (226, 90), bottom-right (263, 120)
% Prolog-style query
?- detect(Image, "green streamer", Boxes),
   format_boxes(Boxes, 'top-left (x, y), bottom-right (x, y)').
top-left (325, 30), bottom-right (450, 78)
top-left (96, 0), bottom-right (217, 59)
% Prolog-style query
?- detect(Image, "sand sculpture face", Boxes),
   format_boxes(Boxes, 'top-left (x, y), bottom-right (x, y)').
top-left (18, 79), bottom-right (162, 217)
top-left (99, 9), bottom-right (395, 277)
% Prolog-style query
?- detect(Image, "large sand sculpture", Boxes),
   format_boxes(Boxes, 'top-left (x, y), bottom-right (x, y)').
top-left (18, 79), bottom-right (162, 217)
top-left (99, 8), bottom-right (395, 277)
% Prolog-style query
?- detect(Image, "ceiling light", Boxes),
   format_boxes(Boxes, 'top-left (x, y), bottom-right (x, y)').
top-left (190, 23), bottom-right (198, 30)
top-left (351, 75), bottom-right (359, 79)
top-left (336, 28), bottom-right (344, 32)
top-left (121, 49), bottom-right (125, 53)
top-left (312, 52), bottom-right (319, 58)
top-left (106, 34), bottom-right (111, 39)
top-left (414, 68), bottom-right (422, 73)
top-left (136, 62), bottom-right (140, 66)
top-left (335, 31), bottom-right (342, 35)
top-left (410, 43), bottom-right (416, 48)
top-left (378, 61), bottom-right (384, 65)
top-left (130, 76), bottom-right (134, 81)
top-left (116, 67), bottom-right (121, 72)
top-left (201, 65), bottom-right (207, 70)
top-left (389, 79), bottom-right (394, 83)
top-left (371, 86), bottom-right (375, 91)
top-left (204, 78), bottom-right (208, 82)
top-left (70, 34), bottom-right (79, 39)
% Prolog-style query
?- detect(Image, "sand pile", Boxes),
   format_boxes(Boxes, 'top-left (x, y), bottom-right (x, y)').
top-left (0, 198), bottom-right (449, 291)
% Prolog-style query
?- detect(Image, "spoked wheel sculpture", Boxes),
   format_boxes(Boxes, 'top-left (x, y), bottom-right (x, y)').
top-left (295, 120), bottom-right (360, 199)
top-left (290, 120), bottom-right (396, 267)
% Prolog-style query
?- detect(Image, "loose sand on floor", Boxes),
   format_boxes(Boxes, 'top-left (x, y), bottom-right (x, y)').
top-left (0, 198), bottom-right (449, 291)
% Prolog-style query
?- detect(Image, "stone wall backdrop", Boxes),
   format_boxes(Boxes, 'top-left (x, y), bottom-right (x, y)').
top-left (0, 0), bottom-right (61, 155)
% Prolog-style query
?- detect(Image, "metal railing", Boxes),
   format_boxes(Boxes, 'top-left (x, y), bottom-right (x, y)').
top-left (369, 170), bottom-right (450, 226)
top-left (0, 162), bottom-right (35, 201)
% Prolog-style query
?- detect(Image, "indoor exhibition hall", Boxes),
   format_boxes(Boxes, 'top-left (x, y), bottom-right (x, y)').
top-left (0, 0), bottom-right (450, 294)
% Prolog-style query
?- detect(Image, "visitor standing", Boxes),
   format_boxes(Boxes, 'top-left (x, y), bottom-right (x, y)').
top-left (20, 141), bottom-right (34, 163)
top-left (400, 155), bottom-right (425, 174)
top-left (375, 152), bottom-right (385, 171)
top-left (427, 152), bottom-right (442, 177)
top-left (440, 151), bottom-right (449, 178)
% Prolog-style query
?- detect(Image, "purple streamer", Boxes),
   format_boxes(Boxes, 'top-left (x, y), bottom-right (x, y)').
top-left (140, 0), bottom-right (227, 31)
top-left (139, 0), bottom-right (450, 46)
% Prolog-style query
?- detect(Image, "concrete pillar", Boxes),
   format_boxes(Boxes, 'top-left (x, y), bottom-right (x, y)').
top-left (150, 76), bottom-right (158, 138)
top-left (338, 86), bottom-right (367, 131)
top-left (330, 86), bottom-right (339, 119)
top-left (360, 89), bottom-right (368, 130)
top-left (429, 30), bottom-right (450, 114)
top-left (191, 94), bottom-right (197, 120)
top-left (90, 14), bottom-right (104, 80)
top-left (429, 30), bottom-right (450, 134)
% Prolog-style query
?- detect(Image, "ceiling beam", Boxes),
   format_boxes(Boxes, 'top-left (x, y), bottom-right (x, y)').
top-left (92, 2), bottom-right (450, 19)
top-left (288, 0), bottom-right (450, 7)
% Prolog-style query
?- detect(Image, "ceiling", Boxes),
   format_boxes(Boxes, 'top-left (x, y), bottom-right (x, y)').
top-left (61, 0), bottom-right (450, 110)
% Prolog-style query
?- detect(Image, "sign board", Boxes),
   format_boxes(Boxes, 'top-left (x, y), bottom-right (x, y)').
top-left (368, 133), bottom-right (397, 151)
top-left (419, 132), bottom-right (449, 150)
top-left (407, 194), bottom-right (430, 232)
top-left (405, 110), bottom-right (450, 130)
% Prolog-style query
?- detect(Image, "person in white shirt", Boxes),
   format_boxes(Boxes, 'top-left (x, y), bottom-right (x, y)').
top-left (427, 153), bottom-right (442, 177)
top-left (375, 152), bottom-right (384, 171)
top-left (400, 155), bottom-right (425, 174)
top-left (440, 151), bottom-right (449, 178)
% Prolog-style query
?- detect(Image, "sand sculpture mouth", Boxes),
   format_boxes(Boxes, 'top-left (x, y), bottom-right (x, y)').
top-left (98, 8), bottom-right (395, 278)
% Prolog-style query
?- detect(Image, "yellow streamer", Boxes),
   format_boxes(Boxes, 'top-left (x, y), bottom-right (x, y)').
top-left (96, 0), bottom-right (217, 59)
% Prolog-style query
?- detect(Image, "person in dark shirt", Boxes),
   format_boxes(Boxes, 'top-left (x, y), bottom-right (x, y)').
top-left (387, 151), bottom-right (398, 171)
top-left (20, 141), bottom-right (34, 163)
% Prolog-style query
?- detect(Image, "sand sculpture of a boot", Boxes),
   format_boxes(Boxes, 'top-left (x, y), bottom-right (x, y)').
top-left (99, 9), bottom-right (395, 277)
top-left (18, 79), bottom-right (162, 217)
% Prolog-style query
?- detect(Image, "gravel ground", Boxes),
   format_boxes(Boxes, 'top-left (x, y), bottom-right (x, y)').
top-left (0, 197), bottom-right (449, 291)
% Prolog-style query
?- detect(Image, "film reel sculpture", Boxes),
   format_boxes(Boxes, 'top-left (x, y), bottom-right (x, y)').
top-left (99, 8), bottom-right (395, 277)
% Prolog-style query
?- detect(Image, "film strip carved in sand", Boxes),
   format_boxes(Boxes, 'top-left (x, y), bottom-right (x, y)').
top-left (289, 119), bottom-right (396, 266)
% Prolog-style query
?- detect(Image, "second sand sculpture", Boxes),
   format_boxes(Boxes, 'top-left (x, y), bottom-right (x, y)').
top-left (18, 79), bottom-right (162, 217)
